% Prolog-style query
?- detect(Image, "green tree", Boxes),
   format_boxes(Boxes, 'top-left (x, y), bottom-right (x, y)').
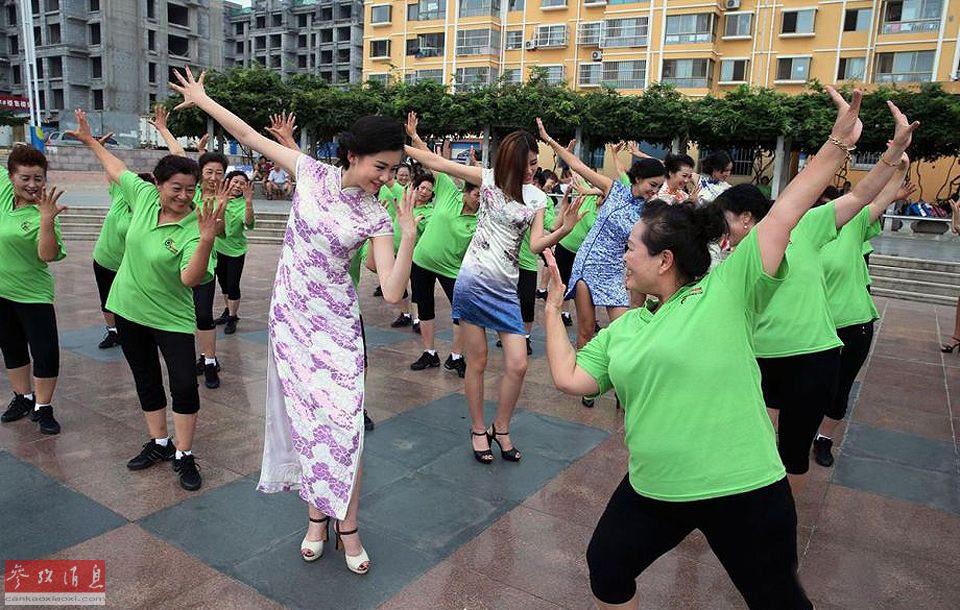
top-left (0, 109), bottom-right (27, 128)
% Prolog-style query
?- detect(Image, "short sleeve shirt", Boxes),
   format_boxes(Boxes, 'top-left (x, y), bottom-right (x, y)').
top-left (820, 206), bottom-right (881, 328)
top-left (214, 197), bottom-right (255, 257)
top-left (412, 172), bottom-right (478, 278)
top-left (92, 183), bottom-right (132, 271)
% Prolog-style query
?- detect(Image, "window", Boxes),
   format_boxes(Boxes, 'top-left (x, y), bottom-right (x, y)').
top-left (776, 56), bottom-right (811, 81)
top-left (320, 7), bottom-right (332, 20)
top-left (577, 22), bottom-right (602, 46)
top-left (256, 15), bottom-right (266, 28)
top-left (661, 58), bottom-right (713, 88)
top-left (168, 3), bottom-right (189, 27)
top-left (579, 63), bottom-right (602, 87)
top-left (508, 0), bottom-right (524, 9)
top-left (147, 62), bottom-right (155, 83)
top-left (272, 13), bottom-right (282, 27)
top-left (460, 0), bottom-right (500, 18)
top-left (882, 0), bottom-right (942, 33)
top-left (535, 24), bottom-right (567, 48)
top-left (851, 151), bottom-right (883, 171)
top-left (455, 28), bottom-right (500, 56)
top-left (47, 23), bottom-right (60, 44)
top-left (455, 66), bottom-right (496, 89)
top-left (407, 0), bottom-right (445, 21)
top-left (298, 14), bottom-right (309, 28)
top-left (337, 48), bottom-right (350, 62)
top-left (298, 34), bottom-right (307, 48)
top-left (502, 68), bottom-right (522, 84)
top-left (843, 8), bottom-right (871, 32)
top-left (36, 59), bottom-right (43, 78)
top-left (320, 50), bottom-right (333, 64)
top-left (368, 73), bottom-right (389, 85)
top-left (602, 17), bottom-right (648, 48)
top-left (255, 36), bottom-right (266, 50)
top-left (505, 30), bottom-right (524, 49)
top-left (874, 50), bottom-right (935, 82)
top-left (91, 56), bottom-right (103, 78)
top-left (720, 59), bottom-right (748, 83)
top-left (89, 0), bottom-right (99, 10)
top-left (339, 5), bottom-right (352, 19)
top-left (541, 0), bottom-right (566, 7)
top-left (320, 29), bottom-right (333, 43)
top-left (12, 65), bottom-right (22, 85)
top-left (298, 55), bottom-right (308, 68)
top-left (89, 23), bottom-right (101, 45)
top-left (371, 4), bottom-right (391, 24)
top-left (269, 34), bottom-right (281, 48)
top-left (6, 5), bottom-right (15, 26)
top-left (405, 69), bottom-right (444, 84)
top-left (93, 89), bottom-right (103, 110)
top-left (31, 0), bottom-right (39, 14)
top-left (406, 33), bottom-right (444, 57)
top-left (233, 23), bottom-right (244, 36)
top-left (665, 13), bottom-right (714, 44)
top-left (46, 0), bottom-right (58, 11)
top-left (48, 56), bottom-right (62, 78)
top-left (52, 88), bottom-right (63, 109)
top-left (148, 30), bottom-right (156, 51)
top-left (724, 12), bottom-right (751, 37)
top-left (370, 39), bottom-right (391, 58)
top-left (169, 34), bottom-right (190, 56)
top-left (781, 9), bottom-right (815, 34)
top-left (837, 57), bottom-right (866, 80)
top-left (146, 0), bottom-right (155, 19)
top-left (540, 65), bottom-right (564, 85)
top-left (602, 60), bottom-right (646, 89)
top-left (270, 55), bottom-right (281, 68)
top-left (9, 34), bottom-right (19, 55)
top-left (233, 40), bottom-right (243, 55)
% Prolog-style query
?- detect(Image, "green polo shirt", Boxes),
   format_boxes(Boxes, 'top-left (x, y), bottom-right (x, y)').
top-left (92, 183), bottom-right (132, 272)
top-left (576, 229), bottom-right (787, 501)
top-left (412, 172), bottom-right (477, 278)
top-left (380, 183), bottom-right (405, 252)
top-left (820, 206), bottom-right (881, 328)
top-left (0, 167), bottom-right (66, 304)
top-left (106, 171), bottom-right (213, 334)
top-left (519, 194), bottom-right (555, 272)
top-left (559, 194), bottom-right (598, 253)
top-left (214, 197), bottom-right (255, 257)
top-left (349, 241), bottom-right (369, 289)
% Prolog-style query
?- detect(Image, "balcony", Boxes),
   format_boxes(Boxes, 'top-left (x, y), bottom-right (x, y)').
top-left (874, 71), bottom-right (933, 83)
top-left (881, 19), bottom-right (940, 33)
top-left (455, 45), bottom-right (499, 56)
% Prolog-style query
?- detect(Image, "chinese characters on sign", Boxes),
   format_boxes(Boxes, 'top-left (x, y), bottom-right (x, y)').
top-left (4, 560), bottom-right (106, 606)
top-left (0, 95), bottom-right (30, 112)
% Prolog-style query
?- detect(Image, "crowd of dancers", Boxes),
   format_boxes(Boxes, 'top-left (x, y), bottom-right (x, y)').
top-left (0, 66), bottom-right (920, 608)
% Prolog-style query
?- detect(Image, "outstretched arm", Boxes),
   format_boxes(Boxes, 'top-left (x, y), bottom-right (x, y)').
top-left (831, 102), bottom-right (919, 228)
top-left (867, 159), bottom-right (912, 224)
top-left (405, 112), bottom-right (429, 152)
top-left (169, 67), bottom-right (300, 175)
top-left (537, 118), bottom-right (613, 195)
top-left (404, 145), bottom-right (483, 185)
top-left (530, 196), bottom-right (585, 253)
top-left (149, 105), bottom-right (186, 157)
top-left (36, 187), bottom-right (66, 262)
top-left (66, 108), bottom-right (128, 184)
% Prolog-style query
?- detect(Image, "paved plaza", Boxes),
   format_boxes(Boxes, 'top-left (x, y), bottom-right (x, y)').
top-left (1, 239), bottom-right (959, 610)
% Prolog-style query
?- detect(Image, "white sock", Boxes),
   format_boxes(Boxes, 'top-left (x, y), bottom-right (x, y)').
top-left (107, 326), bottom-right (117, 333)
top-left (413, 318), bottom-right (420, 324)
top-left (401, 313), bottom-right (411, 318)
top-left (426, 350), bottom-right (437, 356)
top-left (525, 334), bottom-right (531, 339)
top-left (175, 449), bottom-right (192, 459)
top-left (23, 392), bottom-right (35, 401)
top-left (35, 402), bottom-right (50, 411)
top-left (451, 353), bottom-right (462, 360)
top-left (817, 433), bottom-right (831, 441)
top-left (154, 437), bottom-right (169, 447)
top-left (204, 356), bottom-right (217, 365)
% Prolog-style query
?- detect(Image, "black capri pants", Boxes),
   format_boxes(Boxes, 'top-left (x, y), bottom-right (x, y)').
top-left (410, 262), bottom-right (456, 322)
top-left (93, 260), bottom-right (118, 313)
top-left (215, 253), bottom-right (246, 301)
top-left (587, 476), bottom-right (811, 609)
top-left (115, 315), bottom-right (199, 415)
top-left (193, 280), bottom-right (217, 331)
top-left (0, 297), bottom-right (60, 378)
top-left (757, 347), bottom-right (842, 475)
top-left (517, 268), bottom-right (538, 324)
top-left (554, 243), bottom-right (577, 287)
top-left (826, 322), bottom-right (875, 421)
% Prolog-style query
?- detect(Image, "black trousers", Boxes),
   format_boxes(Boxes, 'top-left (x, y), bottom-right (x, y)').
top-left (826, 322), bottom-right (875, 421)
top-left (115, 315), bottom-right (199, 415)
top-left (215, 252), bottom-right (246, 301)
top-left (193, 280), bottom-right (216, 331)
top-left (587, 476), bottom-right (811, 609)
top-left (93, 260), bottom-right (118, 313)
top-left (554, 243), bottom-right (577, 287)
top-left (517, 268), bottom-right (538, 324)
top-left (0, 297), bottom-right (59, 378)
top-left (410, 262), bottom-right (456, 322)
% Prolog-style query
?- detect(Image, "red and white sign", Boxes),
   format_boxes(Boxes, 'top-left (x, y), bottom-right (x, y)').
top-left (4, 560), bottom-right (106, 606)
top-left (0, 95), bottom-right (30, 112)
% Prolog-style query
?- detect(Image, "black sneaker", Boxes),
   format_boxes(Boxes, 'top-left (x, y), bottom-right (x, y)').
top-left (196, 355), bottom-right (221, 376)
top-left (98, 329), bottom-right (119, 349)
top-left (1, 393), bottom-right (34, 423)
top-left (35, 406), bottom-right (60, 435)
top-left (127, 439), bottom-right (176, 470)
top-left (204, 360), bottom-right (221, 389)
top-left (443, 354), bottom-right (459, 372)
top-left (581, 397), bottom-right (595, 408)
top-left (373, 286), bottom-right (383, 297)
top-left (813, 436), bottom-right (834, 467)
top-left (536, 289), bottom-right (548, 300)
top-left (213, 307), bottom-right (230, 326)
top-left (412, 320), bottom-right (421, 334)
top-left (364, 410), bottom-right (375, 431)
top-left (410, 351), bottom-right (441, 371)
top-left (391, 313), bottom-right (412, 328)
top-left (173, 454), bottom-right (202, 491)
top-left (224, 316), bottom-right (239, 335)
top-left (561, 312), bottom-right (573, 327)
top-left (455, 358), bottom-right (466, 378)
top-left (195, 355), bottom-right (205, 375)
top-left (526, 337), bottom-right (533, 356)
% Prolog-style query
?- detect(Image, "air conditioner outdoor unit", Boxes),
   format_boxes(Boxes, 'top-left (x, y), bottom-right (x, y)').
top-left (591, 50), bottom-right (603, 61)
top-left (524, 40), bottom-right (537, 50)
top-left (725, 0), bottom-right (741, 9)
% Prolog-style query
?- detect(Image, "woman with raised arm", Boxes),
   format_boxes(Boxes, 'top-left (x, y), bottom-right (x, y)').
top-left (212, 170), bottom-right (256, 335)
top-left (541, 86), bottom-right (872, 610)
top-left (714, 99), bottom-right (917, 493)
top-left (812, 159), bottom-right (912, 467)
top-left (170, 68), bottom-right (416, 574)
top-left (0, 146), bottom-right (66, 436)
top-left (404, 126), bottom-right (582, 465)
top-left (69, 108), bottom-right (223, 491)
top-left (537, 119), bottom-right (665, 358)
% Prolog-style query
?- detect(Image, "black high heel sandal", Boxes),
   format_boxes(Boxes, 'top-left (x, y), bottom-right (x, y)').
top-left (941, 337), bottom-right (960, 353)
top-left (488, 423), bottom-right (522, 462)
top-left (471, 430), bottom-right (494, 464)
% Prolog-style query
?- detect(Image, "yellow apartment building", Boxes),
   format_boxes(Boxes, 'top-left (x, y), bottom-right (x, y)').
top-left (362, 0), bottom-right (960, 197)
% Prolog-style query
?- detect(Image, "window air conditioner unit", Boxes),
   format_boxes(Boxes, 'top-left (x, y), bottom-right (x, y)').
top-left (524, 40), bottom-right (537, 50)
top-left (725, 0), bottom-right (741, 9)
top-left (591, 50), bottom-right (603, 61)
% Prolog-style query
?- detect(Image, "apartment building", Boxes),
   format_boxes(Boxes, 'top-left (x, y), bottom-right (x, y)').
top-left (361, 0), bottom-right (960, 95)
top-left (0, 0), bottom-right (229, 144)
top-left (227, 0), bottom-right (364, 84)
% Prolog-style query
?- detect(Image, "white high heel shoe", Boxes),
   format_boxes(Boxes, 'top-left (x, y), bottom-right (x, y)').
top-left (335, 521), bottom-right (370, 575)
top-left (300, 516), bottom-right (328, 562)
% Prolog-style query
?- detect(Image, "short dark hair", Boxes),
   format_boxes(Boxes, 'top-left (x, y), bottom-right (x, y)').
top-left (713, 183), bottom-right (772, 222)
top-left (639, 199), bottom-right (727, 283)
top-left (7, 145), bottom-right (48, 174)
top-left (463, 181), bottom-right (479, 193)
top-left (664, 153), bottom-right (695, 175)
top-left (336, 115), bottom-right (404, 168)
top-left (137, 172), bottom-right (156, 184)
top-left (627, 158), bottom-right (666, 184)
top-left (197, 151), bottom-right (228, 172)
top-left (412, 174), bottom-right (435, 189)
top-left (153, 155), bottom-right (200, 185)
top-left (820, 185), bottom-right (843, 203)
top-left (225, 169), bottom-right (249, 183)
top-left (700, 151), bottom-right (732, 175)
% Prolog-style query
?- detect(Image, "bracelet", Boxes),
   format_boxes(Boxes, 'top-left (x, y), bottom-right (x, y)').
top-left (879, 154), bottom-right (899, 167)
top-left (827, 135), bottom-right (856, 157)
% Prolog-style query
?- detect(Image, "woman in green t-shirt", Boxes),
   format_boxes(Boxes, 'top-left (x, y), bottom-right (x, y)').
top-left (0, 145), bottom-right (67, 436)
top-left (715, 100), bottom-right (917, 493)
top-left (212, 170), bottom-right (256, 336)
top-left (541, 86), bottom-right (872, 610)
top-left (69, 109), bottom-right (224, 493)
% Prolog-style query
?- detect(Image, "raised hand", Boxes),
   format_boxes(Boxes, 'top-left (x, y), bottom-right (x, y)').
top-left (468, 147), bottom-right (479, 167)
top-left (826, 85), bottom-right (864, 148)
top-left (886, 101), bottom-right (920, 151)
top-left (95, 132), bottom-right (114, 146)
top-left (148, 104), bottom-right (169, 132)
top-left (197, 133), bottom-right (209, 153)
top-left (395, 183), bottom-right (418, 240)
top-left (560, 195), bottom-right (587, 232)
top-left (195, 192), bottom-right (226, 242)
top-left (687, 178), bottom-right (702, 202)
top-left (64, 108), bottom-right (94, 143)
top-left (213, 177), bottom-right (232, 207)
top-left (169, 66), bottom-right (208, 111)
top-left (535, 117), bottom-right (555, 145)
top-left (266, 111), bottom-right (297, 144)
top-left (37, 186), bottom-right (67, 219)
top-left (405, 111), bottom-right (420, 140)
top-left (896, 181), bottom-right (916, 202)
top-left (541, 249), bottom-right (567, 310)
top-left (242, 179), bottom-right (254, 204)
top-left (565, 139), bottom-right (576, 152)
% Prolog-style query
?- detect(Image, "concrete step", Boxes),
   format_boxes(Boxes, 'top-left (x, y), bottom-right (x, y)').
top-left (869, 265), bottom-right (960, 287)
top-left (871, 276), bottom-right (958, 299)
top-left (869, 254), bottom-right (960, 275)
top-left (871, 287), bottom-right (956, 307)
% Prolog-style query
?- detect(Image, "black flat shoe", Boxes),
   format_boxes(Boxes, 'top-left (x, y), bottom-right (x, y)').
top-left (488, 423), bottom-right (521, 462)
top-left (941, 337), bottom-right (960, 353)
top-left (471, 430), bottom-right (493, 464)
